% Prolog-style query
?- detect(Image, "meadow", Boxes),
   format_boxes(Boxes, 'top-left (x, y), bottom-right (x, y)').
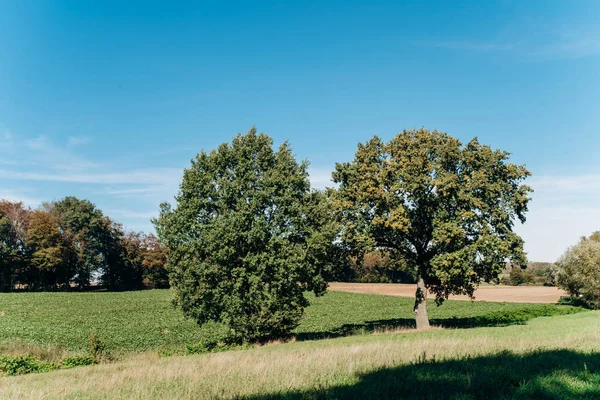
top-left (2, 310), bottom-right (599, 399)
top-left (0, 289), bottom-right (583, 356)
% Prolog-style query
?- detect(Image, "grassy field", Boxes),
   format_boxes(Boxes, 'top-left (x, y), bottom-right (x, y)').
top-left (2, 311), bottom-right (599, 399)
top-left (0, 290), bottom-right (584, 356)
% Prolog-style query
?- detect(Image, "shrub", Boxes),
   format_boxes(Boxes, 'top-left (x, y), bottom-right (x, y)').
top-left (61, 355), bottom-right (95, 369)
top-left (88, 332), bottom-right (106, 362)
top-left (0, 355), bottom-right (56, 376)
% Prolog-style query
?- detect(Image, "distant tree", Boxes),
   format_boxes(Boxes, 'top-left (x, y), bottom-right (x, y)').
top-left (26, 210), bottom-right (77, 289)
top-left (556, 233), bottom-right (600, 308)
top-left (49, 197), bottom-right (107, 288)
top-left (138, 233), bottom-right (169, 288)
top-left (0, 201), bottom-right (30, 290)
top-left (98, 220), bottom-right (145, 291)
top-left (0, 210), bottom-right (17, 290)
top-left (117, 231), bottom-right (168, 290)
top-left (155, 128), bottom-right (337, 342)
top-left (333, 128), bottom-right (532, 329)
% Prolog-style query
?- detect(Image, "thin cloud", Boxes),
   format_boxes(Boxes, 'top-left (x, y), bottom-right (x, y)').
top-left (412, 39), bottom-right (513, 52)
top-left (67, 135), bottom-right (92, 147)
top-left (0, 168), bottom-right (182, 185)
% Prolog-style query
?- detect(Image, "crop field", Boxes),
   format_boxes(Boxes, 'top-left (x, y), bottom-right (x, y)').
top-left (329, 282), bottom-right (568, 303)
top-left (0, 289), bottom-right (584, 357)
top-left (2, 310), bottom-right (599, 399)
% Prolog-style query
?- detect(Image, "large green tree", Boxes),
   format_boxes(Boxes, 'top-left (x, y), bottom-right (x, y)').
top-left (155, 128), bottom-right (336, 342)
top-left (333, 128), bottom-right (531, 329)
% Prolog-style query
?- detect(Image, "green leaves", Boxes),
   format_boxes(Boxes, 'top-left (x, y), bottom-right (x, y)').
top-left (155, 128), bottom-right (337, 342)
top-left (556, 233), bottom-right (600, 308)
top-left (333, 128), bottom-right (532, 308)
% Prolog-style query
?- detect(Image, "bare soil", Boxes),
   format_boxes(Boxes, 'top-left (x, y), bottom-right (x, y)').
top-left (329, 282), bottom-right (568, 303)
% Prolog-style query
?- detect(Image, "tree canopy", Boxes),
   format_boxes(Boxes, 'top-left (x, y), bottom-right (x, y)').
top-left (556, 232), bottom-right (600, 308)
top-left (333, 128), bottom-right (532, 329)
top-left (155, 128), bottom-right (337, 342)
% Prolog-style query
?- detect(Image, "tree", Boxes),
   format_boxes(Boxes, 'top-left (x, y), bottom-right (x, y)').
top-left (155, 128), bottom-right (336, 342)
top-left (26, 210), bottom-right (77, 289)
top-left (122, 232), bottom-right (169, 288)
top-left (333, 128), bottom-right (531, 329)
top-left (0, 201), bottom-right (30, 290)
top-left (556, 233), bottom-right (600, 308)
top-left (49, 197), bottom-right (107, 288)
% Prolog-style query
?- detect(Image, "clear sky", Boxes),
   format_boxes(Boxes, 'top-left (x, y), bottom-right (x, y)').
top-left (1, 1), bottom-right (599, 262)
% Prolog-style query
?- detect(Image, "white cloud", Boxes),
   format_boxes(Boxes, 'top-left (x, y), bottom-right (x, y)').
top-left (0, 168), bottom-right (182, 185)
top-left (516, 174), bottom-right (600, 262)
top-left (0, 189), bottom-right (42, 207)
top-left (67, 136), bottom-right (92, 147)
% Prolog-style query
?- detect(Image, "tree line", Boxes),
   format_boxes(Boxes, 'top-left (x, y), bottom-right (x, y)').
top-left (0, 197), bottom-right (168, 291)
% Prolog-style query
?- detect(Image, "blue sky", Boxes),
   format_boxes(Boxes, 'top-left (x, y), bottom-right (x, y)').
top-left (1, 1), bottom-right (599, 261)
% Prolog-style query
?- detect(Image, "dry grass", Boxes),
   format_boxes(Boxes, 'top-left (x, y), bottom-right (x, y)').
top-left (1, 311), bottom-right (598, 399)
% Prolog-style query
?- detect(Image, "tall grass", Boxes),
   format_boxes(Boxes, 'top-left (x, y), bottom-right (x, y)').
top-left (2, 312), bottom-right (599, 399)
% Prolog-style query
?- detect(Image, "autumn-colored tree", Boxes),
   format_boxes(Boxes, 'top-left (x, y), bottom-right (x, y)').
top-left (333, 128), bottom-right (531, 329)
top-left (26, 210), bottom-right (77, 289)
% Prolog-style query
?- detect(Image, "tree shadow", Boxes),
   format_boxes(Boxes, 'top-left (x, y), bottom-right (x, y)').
top-left (295, 313), bottom-right (547, 341)
top-left (247, 349), bottom-right (600, 399)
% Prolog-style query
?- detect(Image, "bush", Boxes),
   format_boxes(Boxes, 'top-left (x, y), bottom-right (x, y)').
top-left (61, 355), bottom-right (95, 369)
top-left (0, 355), bottom-right (56, 376)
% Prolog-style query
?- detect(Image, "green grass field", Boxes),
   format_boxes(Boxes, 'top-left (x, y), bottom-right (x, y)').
top-left (2, 310), bottom-right (599, 399)
top-left (0, 289), bottom-right (584, 355)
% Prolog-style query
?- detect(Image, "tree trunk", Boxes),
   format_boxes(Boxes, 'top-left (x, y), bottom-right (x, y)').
top-left (414, 275), bottom-right (430, 330)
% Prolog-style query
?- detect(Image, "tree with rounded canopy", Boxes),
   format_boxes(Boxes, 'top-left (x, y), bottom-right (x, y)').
top-left (333, 128), bottom-right (532, 329)
top-left (154, 128), bottom-right (337, 342)
top-left (556, 232), bottom-right (600, 308)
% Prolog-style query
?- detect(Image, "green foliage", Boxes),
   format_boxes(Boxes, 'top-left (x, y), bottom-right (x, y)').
top-left (155, 128), bottom-right (338, 342)
top-left (502, 266), bottom-right (537, 285)
top-left (0, 201), bottom-right (28, 291)
top-left (556, 232), bottom-right (600, 308)
top-left (333, 128), bottom-right (532, 326)
top-left (185, 322), bottom-right (240, 354)
top-left (500, 263), bottom-right (558, 286)
top-left (0, 355), bottom-right (56, 376)
top-left (61, 355), bottom-right (95, 369)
